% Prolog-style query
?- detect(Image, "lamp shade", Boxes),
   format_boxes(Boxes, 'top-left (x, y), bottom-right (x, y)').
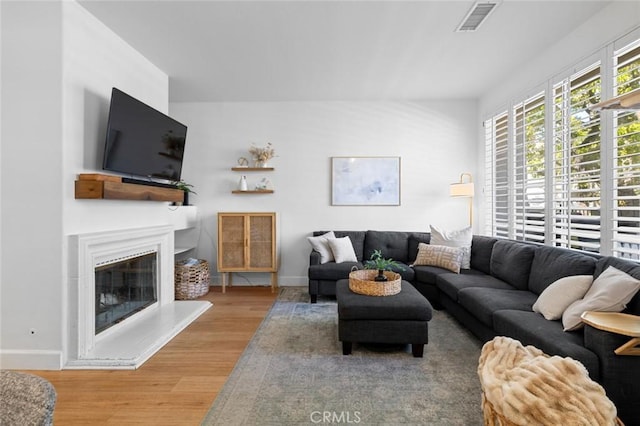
top-left (450, 182), bottom-right (474, 197)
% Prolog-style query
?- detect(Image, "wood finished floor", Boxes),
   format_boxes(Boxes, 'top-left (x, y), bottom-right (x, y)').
top-left (26, 286), bottom-right (278, 425)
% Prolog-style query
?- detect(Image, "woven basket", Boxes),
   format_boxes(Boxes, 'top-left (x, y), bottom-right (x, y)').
top-left (175, 259), bottom-right (210, 300)
top-left (348, 269), bottom-right (401, 296)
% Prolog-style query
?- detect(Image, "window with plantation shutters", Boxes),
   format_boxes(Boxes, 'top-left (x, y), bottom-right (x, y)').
top-left (552, 65), bottom-right (602, 253)
top-left (483, 34), bottom-right (640, 258)
top-left (612, 42), bottom-right (640, 260)
top-left (513, 94), bottom-right (546, 242)
top-left (484, 112), bottom-right (509, 238)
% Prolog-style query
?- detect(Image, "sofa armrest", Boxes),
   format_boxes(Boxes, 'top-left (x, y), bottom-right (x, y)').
top-left (309, 250), bottom-right (321, 266)
top-left (583, 324), bottom-right (640, 423)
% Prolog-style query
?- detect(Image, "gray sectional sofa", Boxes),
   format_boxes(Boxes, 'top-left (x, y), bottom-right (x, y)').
top-left (307, 230), bottom-right (640, 423)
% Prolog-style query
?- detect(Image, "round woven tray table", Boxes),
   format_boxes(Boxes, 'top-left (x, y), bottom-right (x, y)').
top-left (348, 269), bottom-right (401, 296)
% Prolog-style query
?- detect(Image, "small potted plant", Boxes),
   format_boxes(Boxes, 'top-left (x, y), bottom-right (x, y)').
top-left (364, 249), bottom-right (404, 282)
top-left (172, 180), bottom-right (197, 206)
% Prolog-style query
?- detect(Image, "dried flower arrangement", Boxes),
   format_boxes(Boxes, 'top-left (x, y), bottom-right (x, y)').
top-left (248, 142), bottom-right (276, 166)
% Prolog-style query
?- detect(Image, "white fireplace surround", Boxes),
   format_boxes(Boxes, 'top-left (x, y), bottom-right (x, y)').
top-left (67, 225), bottom-right (211, 369)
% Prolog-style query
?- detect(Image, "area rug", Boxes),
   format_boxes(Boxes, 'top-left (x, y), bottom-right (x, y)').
top-left (202, 287), bottom-right (483, 425)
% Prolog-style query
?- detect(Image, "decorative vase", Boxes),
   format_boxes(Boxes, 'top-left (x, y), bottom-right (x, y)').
top-left (238, 175), bottom-right (248, 191)
top-left (254, 160), bottom-right (268, 168)
top-left (374, 269), bottom-right (388, 282)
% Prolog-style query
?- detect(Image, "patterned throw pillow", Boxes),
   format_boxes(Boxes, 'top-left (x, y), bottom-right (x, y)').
top-left (412, 243), bottom-right (464, 274)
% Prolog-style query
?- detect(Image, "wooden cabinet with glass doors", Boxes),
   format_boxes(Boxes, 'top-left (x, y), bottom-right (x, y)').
top-left (217, 212), bottom-right (277, 293)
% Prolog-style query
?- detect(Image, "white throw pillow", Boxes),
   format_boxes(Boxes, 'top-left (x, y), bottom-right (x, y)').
top-left (412, 243), bottom-right (463, 274)
top-left (562, 266), bottom-right (640, 331)
top-left (430, 225), bottom-right (472, 269)
top-left (532, 275), bottom-right (593, 320)
top-left (328, 236), bottom-right (358, 263)
top-left (307, 231), bottom-right (336, 264)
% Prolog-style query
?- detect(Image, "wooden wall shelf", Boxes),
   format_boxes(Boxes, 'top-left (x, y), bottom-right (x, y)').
top-left (231, 167), bottom-right (274, 172)
top-left (75, 174), bottom-right (183, 202)
top-left (231, 167), bottom-right (275, 193)
top-left (231, 190), bottom-right (274, 194)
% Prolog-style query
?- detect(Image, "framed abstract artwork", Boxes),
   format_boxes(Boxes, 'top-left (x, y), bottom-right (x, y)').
top-left (331, 157), bottom-right (401, 206)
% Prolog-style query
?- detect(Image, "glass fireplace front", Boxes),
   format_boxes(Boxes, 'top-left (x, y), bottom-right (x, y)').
top-left (95, 252), bottom-right (157, 334)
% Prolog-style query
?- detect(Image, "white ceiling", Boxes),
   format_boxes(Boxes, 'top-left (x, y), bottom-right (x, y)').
top-left (78, 0), bottom-right (613, 102)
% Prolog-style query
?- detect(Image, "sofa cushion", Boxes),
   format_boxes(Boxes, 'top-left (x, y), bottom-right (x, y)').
top-left (412, 264), bottom-right (456, 286)
top-left (528, 245), bottom-right (596, 295)
top-left (430, 225), bottom-right (472, 269)
top-left (532, 275), bottom-right (593, 320)
top-left (594, 256), bottom-right (640, 315)
top-left (307, 231), bottom-right (336, 264)
top-left (413, 243), bottom-right (463, 273)
top-left (562, 266), bottom-right (640, 331)
top-left (437, 271), bottom-right (514, 302)
top-left (308, 261), bottom-right (363, 281)
top-left (493, 310), bottom-right (599, 379)
top-left (470, 235), bottom-right (498, 274)
top-left (363, 231), bottom-right (411, 264)
top-left (490, 240), bottom-right (536, 290)
top-left (315, 231), bottom-right (366, 262)
top-left (458, 287), bottom-right (537, 327)
top-left (408, 232), bottom-right (430, 262)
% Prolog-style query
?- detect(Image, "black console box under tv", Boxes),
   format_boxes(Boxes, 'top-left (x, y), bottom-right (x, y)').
top-left (122, 177), bottom-right (179, 190)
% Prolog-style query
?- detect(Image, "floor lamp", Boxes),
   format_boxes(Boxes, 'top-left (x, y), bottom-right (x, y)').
top-left (450, 173), bottom-right (475, 226)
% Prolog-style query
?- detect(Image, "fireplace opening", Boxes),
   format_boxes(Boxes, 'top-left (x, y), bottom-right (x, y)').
top-left (95, 251), bottom-right (157, 334)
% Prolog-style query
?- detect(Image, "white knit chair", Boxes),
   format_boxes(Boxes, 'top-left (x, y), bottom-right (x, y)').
top-left (0, 370), bottom-right (56, 425)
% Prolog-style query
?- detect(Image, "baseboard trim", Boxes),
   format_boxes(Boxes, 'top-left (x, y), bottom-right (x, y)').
top-left (0, 349), bottom-right (63, 370)
top-left (210, 276), bottom-right (308, 287)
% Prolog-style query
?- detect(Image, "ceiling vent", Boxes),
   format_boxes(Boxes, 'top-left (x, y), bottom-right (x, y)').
top-left (456, 2), bottom-right (499, 32)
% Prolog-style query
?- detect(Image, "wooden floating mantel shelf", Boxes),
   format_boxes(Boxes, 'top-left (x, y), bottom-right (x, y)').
top-left (231, 190), bottom-right (274, 194)
top-left (75, 174), bottom-right (184, 202)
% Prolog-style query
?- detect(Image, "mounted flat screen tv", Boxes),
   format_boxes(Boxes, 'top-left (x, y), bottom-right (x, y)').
top-left (102, 88), bottom-right (187, 183)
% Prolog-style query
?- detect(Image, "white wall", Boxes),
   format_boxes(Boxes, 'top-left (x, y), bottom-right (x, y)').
top-left (0, 1), bottom-right (175, 370)
top-left (61, 2), bottom-right (171, 236)
top-left (1, 1), bottom-right (65, 370)
top-left (170, 101), bottom-right (478, 286)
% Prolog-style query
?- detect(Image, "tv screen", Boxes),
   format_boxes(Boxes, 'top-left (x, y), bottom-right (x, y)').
top-left (102, 88), bottom-right (187, 182)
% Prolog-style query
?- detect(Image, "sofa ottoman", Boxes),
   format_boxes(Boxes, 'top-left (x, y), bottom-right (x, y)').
top-left (336, 279), bottom-right (433, 357)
